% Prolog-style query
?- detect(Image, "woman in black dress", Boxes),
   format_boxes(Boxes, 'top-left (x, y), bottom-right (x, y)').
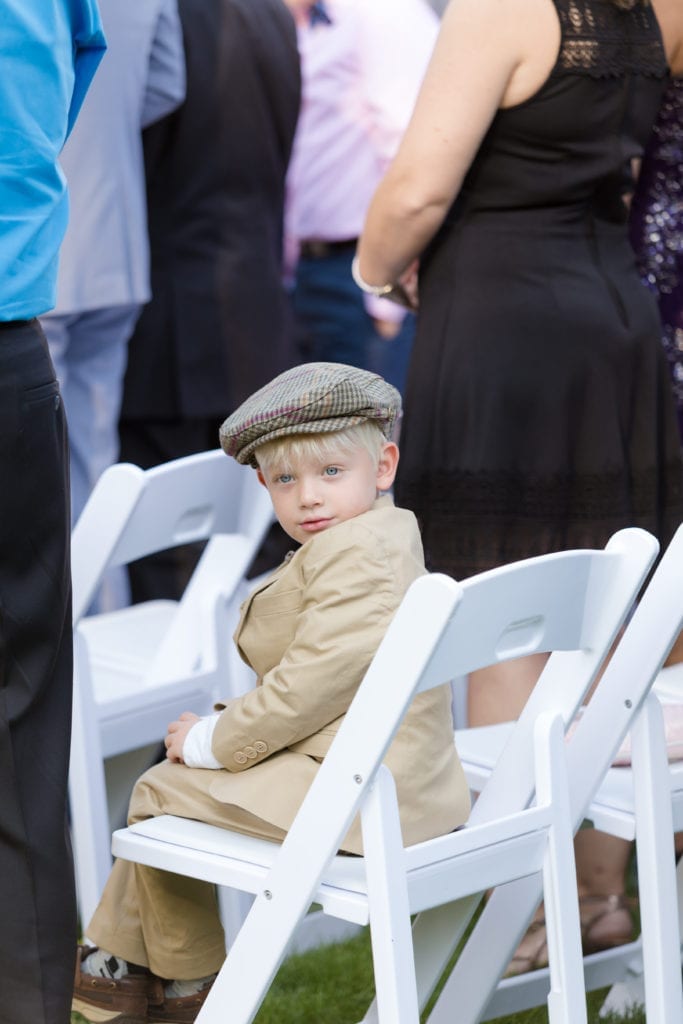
top-left (356, 0), bottom-right (683, 968)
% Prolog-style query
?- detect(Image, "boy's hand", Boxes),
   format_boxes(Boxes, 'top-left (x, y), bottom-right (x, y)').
top-left (165, 711), bottom-right (200, 763)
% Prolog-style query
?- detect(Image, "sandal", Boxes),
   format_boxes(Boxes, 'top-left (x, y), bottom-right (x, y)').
top-left (504, 906), bottom-right (549, 977)
top-left (579, 893), bottom-right (636, 954)
top-left (504, 892), bottom-right (636, 977)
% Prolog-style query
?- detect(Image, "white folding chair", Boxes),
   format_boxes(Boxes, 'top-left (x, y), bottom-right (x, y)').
top-left (453, 522), bottom-right (683, 1024)
top-left (111, 526), bottom-right (657, 1024)
top-left (69, 449), bottom-right (273, 927)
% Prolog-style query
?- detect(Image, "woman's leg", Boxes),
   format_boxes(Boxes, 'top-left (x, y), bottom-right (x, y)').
top-left (467, 655), bottom-right (635, 958)
top-left (664, 629), bottom-right (683, 667)
top-left (466, 655), bottom-right (548, 727)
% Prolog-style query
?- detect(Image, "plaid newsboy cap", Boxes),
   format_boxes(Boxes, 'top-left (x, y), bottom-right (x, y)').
top-left (219, 362), bottom-right (402, 466)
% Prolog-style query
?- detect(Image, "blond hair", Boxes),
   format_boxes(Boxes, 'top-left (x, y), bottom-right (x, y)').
top-left (255, 421), bottom-right (388, 474)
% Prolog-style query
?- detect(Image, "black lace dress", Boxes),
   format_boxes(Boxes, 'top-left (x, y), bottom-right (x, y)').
top-left (394, 0), bottom-right (683, 578)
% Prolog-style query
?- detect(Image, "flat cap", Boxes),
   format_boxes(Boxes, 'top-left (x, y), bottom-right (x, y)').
top-left (220, 362), bottom-right (402, 466)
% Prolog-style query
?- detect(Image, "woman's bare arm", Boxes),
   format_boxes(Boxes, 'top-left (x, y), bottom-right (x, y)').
top-left (356, 0), bottom-right (561, 289)
top-left (652, 0), bottom-right (683, 76)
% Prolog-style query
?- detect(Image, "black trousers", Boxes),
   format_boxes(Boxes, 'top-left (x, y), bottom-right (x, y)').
top-left (0, 320), bottom-right (75, 1023)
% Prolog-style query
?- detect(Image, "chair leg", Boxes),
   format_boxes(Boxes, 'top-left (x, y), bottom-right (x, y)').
top-left (218, 887), bottom-right (254, 951)
top-left (535, 713), bottom-right (587, 1024)
top-left (196, 814), bottom-right (361, 1021)
top-left (361, 768), bottom-right (420, 1024)
top-left (426, 876), bottom-right (543, 1024)
top-left (424, 714), bottom-right (583, 1024)
top-left (631, 696), bottom-right (683, 1024)
top-left (356, 898), bottom-right (481, 1024)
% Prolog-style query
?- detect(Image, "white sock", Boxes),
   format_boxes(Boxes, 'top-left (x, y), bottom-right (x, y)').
top-left (164, 973), bottom-right (216, 998)
top-left (81, 948), bottom-right (129, 980)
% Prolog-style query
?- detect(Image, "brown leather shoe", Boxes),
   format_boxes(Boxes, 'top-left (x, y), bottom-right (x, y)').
top-left (146, 979), bottom-right (214, 1023)
top-left (72, 945), bottom-right (149, 1024)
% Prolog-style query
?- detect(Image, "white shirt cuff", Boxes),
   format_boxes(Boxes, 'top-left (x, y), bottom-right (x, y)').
top-left (182, 714), bottom-right (223, 769)
top-left (363, 293), bottom-right (408, 323)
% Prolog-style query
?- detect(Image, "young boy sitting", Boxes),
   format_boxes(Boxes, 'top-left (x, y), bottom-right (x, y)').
top-left (73, 362), bottom-right (471, 1024)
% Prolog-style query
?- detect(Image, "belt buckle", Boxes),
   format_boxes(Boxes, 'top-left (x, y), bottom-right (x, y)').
top-left (306, 240), bottom-right (330, 259)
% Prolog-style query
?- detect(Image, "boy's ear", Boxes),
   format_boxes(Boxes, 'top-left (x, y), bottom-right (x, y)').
top-left (256, 468), bottom-right (268, 488)
top-left (376, 441), bottom-right (399, 491)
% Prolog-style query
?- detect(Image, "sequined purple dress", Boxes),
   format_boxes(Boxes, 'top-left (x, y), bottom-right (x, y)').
top-left (629, 78), bottom-right (683, 441)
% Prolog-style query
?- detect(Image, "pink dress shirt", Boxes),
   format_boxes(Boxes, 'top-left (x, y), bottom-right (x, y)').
top-left (285, 0), bottom-right (438, 319)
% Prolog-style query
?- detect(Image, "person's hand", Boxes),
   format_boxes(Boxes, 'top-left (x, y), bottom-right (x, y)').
top-left (373, 318), bottom-right (403, 340)
top-left (165, 711), bottom-right (200, 763)
top-left (280, 0), bottom-right (315, 22)
top-left (398, 260), bottom-right (419, 311)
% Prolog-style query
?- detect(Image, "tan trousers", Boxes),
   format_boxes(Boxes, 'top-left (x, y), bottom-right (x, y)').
top-left (87, 760), bottom-right (287, 980)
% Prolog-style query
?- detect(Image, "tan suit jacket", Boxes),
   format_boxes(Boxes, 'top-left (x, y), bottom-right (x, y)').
top-left (208, 496), bottom-right (470, 853)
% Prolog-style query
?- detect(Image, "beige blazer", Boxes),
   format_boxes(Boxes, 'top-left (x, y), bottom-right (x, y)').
top-left (209, 496), bottom-right (471, 852)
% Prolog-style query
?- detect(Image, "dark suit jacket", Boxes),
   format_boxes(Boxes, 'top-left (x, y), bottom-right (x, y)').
top-left (121, 0), bottom-right (301, 420)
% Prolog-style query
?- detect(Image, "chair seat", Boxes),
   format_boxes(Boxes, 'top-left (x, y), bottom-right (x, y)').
top-left (79, 601), bottom-right (218, 758)
top-left (114, 799), bottom-right (556, 927)
top-left (456, 664), bottom-right (683, 842)
top-left (80, 600), bottom-right (178, 693)
top-left (456, 721), bottom-right (683, 840)
top-left (114, 816), bottom-right (371, 924)
top-left (589, 761), bottom-right (683, 838)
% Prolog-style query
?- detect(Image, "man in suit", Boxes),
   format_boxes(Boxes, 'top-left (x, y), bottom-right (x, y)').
top-left (118, 0), bottom-right (301, 602)
top-left (0, 5), bottom-right (105, 1020)
top-left (73, 364), bottom-right (470, 1024)
top-left (284, 0), bottom-right (438, 394)
top-left (41, 0), bottom-right (186, 528)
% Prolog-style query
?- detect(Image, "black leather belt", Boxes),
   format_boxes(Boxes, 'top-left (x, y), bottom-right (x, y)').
top-left (299, 238), bottom-right (358, 260)
top-left (0, 319), bottom-right (31, 331)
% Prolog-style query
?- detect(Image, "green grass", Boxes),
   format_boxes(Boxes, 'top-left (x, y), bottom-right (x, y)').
top-left (250, 928), bottom-right (645, 1024)
top-left (72, 927), bottom-right (646, 1024)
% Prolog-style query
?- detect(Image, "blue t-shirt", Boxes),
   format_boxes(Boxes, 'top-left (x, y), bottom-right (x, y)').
top-left (0, 1), bottom-right (106, 321)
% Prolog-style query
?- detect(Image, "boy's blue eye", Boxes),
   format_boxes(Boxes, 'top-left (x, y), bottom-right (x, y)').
top-left (277, 473), bottom-right (293, 484)
top-left (324, 466), bottom-right (339, 476)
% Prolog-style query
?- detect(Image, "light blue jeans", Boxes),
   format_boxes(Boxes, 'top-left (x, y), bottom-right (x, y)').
top-left (41, 303), bottom-right (141, 527)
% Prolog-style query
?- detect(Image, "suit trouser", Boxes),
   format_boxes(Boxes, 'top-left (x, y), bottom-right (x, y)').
top-left (86, 759), bottom-right (287, 980)
top-left (41, 304), bottom-right (141, 527)
top-left (0, 320), bottom-right (75, 1024)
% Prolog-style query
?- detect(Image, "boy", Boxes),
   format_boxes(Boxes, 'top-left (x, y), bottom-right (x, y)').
top-left (73, 362), bottom-right (471, 1024)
